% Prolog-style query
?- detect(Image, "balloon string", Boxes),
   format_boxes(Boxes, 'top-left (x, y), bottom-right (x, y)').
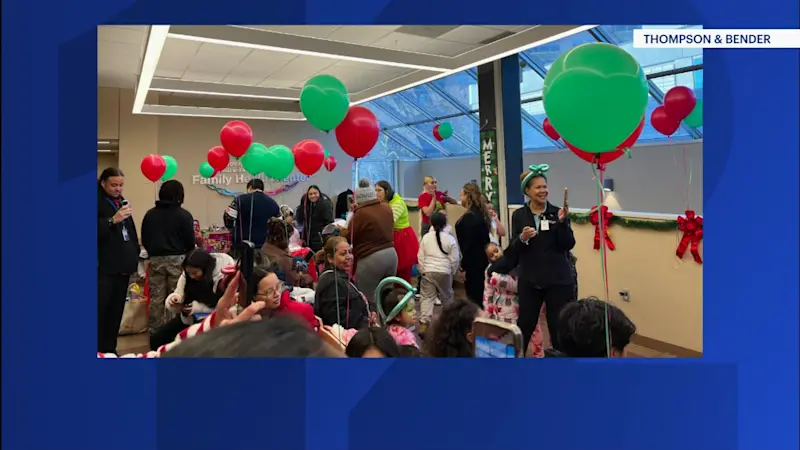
top-left (153, 182), bottom-right (157, 202)
top-left (681, 145), bottom-right (691, 210)
top-left (591, 164), bottom-right (612, 358)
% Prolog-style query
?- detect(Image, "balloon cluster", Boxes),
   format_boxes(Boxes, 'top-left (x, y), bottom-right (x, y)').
top-left (299, 74), bottom-right (379, 161)
top-left (432, 122), bottom-right (453, 141)
top-left (650, 86), bottom-right (703, 137)
top-left (141, 154), bottom-right (178, 182)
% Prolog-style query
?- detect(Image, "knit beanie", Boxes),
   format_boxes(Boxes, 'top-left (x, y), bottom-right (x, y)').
top-left (354, 178), bottom-right (377, 204)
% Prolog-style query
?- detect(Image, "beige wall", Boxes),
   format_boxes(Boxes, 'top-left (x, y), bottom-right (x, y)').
top-left (97, 153), bottom-right (119, 176)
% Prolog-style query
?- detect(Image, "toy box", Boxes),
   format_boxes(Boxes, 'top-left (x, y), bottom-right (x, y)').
top-left (202, 229), bottom-right (231, 253)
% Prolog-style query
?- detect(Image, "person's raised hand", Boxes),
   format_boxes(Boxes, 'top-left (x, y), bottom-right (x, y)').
top-left (212, 272), bottom-right (266, 327)
top-left (521, 226), bottom-right (537, 242)
top-left (167, 294), bottom-right (183, 309)
top-left (558, 206), bottom-right (569, 223)
top-left (489, 209), bottom-right (498, 220)
top-left (112, 206), bottom-right (132, 224)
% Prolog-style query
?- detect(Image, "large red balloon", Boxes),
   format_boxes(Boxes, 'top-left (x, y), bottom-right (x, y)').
top-left (663, 86), bottom-right (697, 121)
top-left (432, 124), bottom-right (443, 142)
top-left (651, 106), bottom-right (681, 136)
top-left (207, 146), bottom-right (230, 171)
top-left (220, 120), bottom-right (253, 158)
top-left (542, 117), bottom-right (561, 140)
top-left (335, 106), bottom-right (380, 159)
top-left (323, 156), bottom-right (337, 172)
top-left (292, 139), bottom-right (326, 175)
top-left (140, 154), bottom-right (166, 182)
top-left (566, 118), bottom-right (644, 165)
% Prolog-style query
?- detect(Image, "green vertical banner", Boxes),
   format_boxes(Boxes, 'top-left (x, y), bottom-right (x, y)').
top-left (480, 129), bottom-right (500, 212)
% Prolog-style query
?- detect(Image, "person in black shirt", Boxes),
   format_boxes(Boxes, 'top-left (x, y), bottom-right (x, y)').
top-left (508, 164), bottom-right (576, 354)
top-left (454, 182), bottom-right (491, 307)
top-left (296, 185), bottom-right (334, 253)
top-left (97, 168), bottom-right (140, 354)
top-left (223, 178), bottom-right (281, 251)
top-left (141, 180), bottom-right (196, 336)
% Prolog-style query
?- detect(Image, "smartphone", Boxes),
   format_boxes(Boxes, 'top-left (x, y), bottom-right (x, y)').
top-left (563, 187), bottom-right (569, 207)
top-left (304, 251), bottom-right (315, 263)
top-left (236, 240), bottom-right (256, 308)
top-left (473, 317), bottom-right (524, 358)
top-left (121, 200), bottom-right (130, 208)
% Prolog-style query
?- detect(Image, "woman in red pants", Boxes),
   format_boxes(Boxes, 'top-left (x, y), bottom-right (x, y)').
top-left (375, 180), bottom-right (418, 283)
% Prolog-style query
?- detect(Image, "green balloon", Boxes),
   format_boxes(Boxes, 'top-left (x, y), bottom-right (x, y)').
top-left (683, 99), bottom-right (703, 128)
top-left (324, 148), bottom-right (330, 159)
top-left (543, 43), bottom-right (649, 153)
top-left (241, 143), bottom-right (269, 176)
top-left (263, 145), bottom-right (295, 180)
top-left (199, 162), bottom-right (215, 178)
top-left (438, 122), bottom-right (454, 140)
top-left (161, 155), bottom-right (178, 180)
top-left (299, 74), bottom-right (350, 132)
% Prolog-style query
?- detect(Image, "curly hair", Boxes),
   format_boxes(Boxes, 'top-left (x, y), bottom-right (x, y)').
top-left (266, 217), bottom-right (293, 250)
top-left (461, 182), bottom-right (491, 228)
top-left (423, 299), bottom-right (479, 357)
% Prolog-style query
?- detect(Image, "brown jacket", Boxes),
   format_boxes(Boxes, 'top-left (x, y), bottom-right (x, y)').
top-left (348, 200), bottom-right (394, 262)
top-left (261, 242), bottom-right (313, 288)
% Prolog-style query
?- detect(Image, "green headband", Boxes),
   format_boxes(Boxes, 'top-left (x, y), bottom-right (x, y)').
top-left (521, 164), bottom-right (550, 193)
top-left (375, 277), bottom-right (416, 324)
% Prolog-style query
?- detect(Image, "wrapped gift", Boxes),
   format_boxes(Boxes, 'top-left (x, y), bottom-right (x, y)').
top-left (202, 229), bottom-right (232, 253)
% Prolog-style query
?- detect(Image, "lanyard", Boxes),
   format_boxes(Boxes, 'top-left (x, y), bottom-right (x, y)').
top-left (105, 197), bottom-right (121, 211)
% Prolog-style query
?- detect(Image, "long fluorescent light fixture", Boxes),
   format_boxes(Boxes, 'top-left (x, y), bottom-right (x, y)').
top-left (133, 25), bottom-right (170, 114)
top-left (167, 29), bottom-right (451, 73)
top-left (139, 104), bottom-right (307, 121)
top-left (352, 25), bottom-right (598, 105)
top-left (147, 87), bottom-right (299, 101)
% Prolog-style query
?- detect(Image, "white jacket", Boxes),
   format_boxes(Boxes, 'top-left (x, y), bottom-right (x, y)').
top-left (417, 228), bottom-right (460, 275)
top-left (166, 252), bottom-right (235, 323)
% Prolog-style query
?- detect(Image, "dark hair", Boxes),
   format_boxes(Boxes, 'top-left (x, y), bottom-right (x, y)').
top-left (423, 299), bottom-right (479, 357)
top-left (266, 217), bottom-right (293, 250)
top-left (98, 167), bottom-right (124, 189)
top-left (182, 249), bottom-right (219, 307)
top-left (306, 184), bottom-right (322, 199)
top-left (430, 212), bottom-right (449, 255)
top-left (183, 249), bottom-right (216, 283)
top-left (247, 264), bottom-right (282, 307)
top-left (158, 180), bottom-right (185, 204)
top-left (345, 327), bottom-right (401, 357)
top-left (379, 287), bottom-right (407, 325)
top-left (399, 345), bottom-right (422, 357)
top-left (247, 178), bottom-right (265, 191)
top-left (163, 314), bottom-right (333, 358)
top-left (375, 180), bottom-right (395, 202)
top-left (462, 183), bottom-right (491, 228)
top-left (557, 297), bottom-right (637, 357)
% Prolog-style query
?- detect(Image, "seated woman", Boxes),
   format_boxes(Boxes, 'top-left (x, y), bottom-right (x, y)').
top-left (423, 299), bottom-right (480, 357)
top-left (247, 264), bottom-right (318, 329)
top-left (262, 218), bottom-right (313, 288)
top-left (345, 327), bottom-right (401, 358)
top-left (153, 249), bottom-right (234, 350)
top-left (313, 236), bottom-right (372, 329)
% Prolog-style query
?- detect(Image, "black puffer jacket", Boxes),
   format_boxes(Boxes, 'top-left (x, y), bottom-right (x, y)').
top-left (296, 193), bottom-right (334, 252)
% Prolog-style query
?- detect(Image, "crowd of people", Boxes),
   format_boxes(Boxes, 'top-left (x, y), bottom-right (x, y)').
top-left (97, 163), bottom-right (637, 359)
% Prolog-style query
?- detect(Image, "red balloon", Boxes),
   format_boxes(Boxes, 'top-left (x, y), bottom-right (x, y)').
top-left (663, 86), bottom-right (697, 121)
top-left (220, 120), bottom-right (253, 158)
top-left (292, 139), bottom-right (326, 176)
top-left (542, 117), bottom-right (560, 140)
top-left (335, 106), bottom-right (380, 159)
top-left (207, 146), bottom-right (230, 171)
top-left (140, 154), bottom-right (166, 182)
top-left (323, 156), bottom-right (337, 172)
top-left (565, 118), bottom-right (644, 165)
top-left (432, 124), bottom-right (444, 141)
top-left (651, 106), bottom-right (681, 136)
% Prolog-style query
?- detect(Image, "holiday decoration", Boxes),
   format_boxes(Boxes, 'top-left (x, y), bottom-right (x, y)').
top-left (198, 162), bottom-right (215, 178)
top-left (220, 121), bottom-right (253, 158)
top-left (650, 105), bottom-right (682, 136)
top-left (432, 124), bottom-right (443, 141)
top-left (589, 205), bottom-right (615, 251)
top-left (207, 146), bottom-right (230, 171)
top-left (663, 86), bottom-right (697, 121)
top-left (292, 139), bottom-right (326, 175)
top-left (542, 117), bottom-right (560, 140)
top-left (300, 74), bottom-right (350, 132)
top-left (684, 99), bottom-right (703, 128)
top-left (437, 122), bottom-right (454, 140)
top-left (241, 143), bottom-right (269, 176)
top-left (161, 155), bottom-right (178, 181)
top-left (676, 210), bottom-right (703, 264)
top-left (323, 156), bottom-right (337, 172)
top-left (205, 180), bottom-right (301, 198)
top-left (335, 106), bottom-right (380, 159)
top-left (140, 154), bottom-right (166, 182)
top-left (263, 145), bottom-right (295, 180)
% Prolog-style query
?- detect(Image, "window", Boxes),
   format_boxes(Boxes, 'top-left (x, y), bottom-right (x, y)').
top-left (353, 160), bottom-right (397, 192)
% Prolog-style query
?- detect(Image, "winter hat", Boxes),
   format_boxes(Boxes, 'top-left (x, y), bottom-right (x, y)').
top-left (354, 178), bottom-right (377, 204)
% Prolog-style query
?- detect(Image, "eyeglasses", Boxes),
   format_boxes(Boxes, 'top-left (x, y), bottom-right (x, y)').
top-left (256, 282), bottom-right (284, 299)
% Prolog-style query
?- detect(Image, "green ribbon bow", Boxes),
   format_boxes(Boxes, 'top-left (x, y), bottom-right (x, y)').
top-left (521, 164), bottom-right (550, 192)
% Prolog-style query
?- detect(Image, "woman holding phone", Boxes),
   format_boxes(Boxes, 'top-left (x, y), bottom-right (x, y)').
top-left (508, 164), bottom-right (576, 354)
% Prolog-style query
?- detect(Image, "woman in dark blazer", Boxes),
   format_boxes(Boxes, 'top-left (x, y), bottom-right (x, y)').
top-left (454, 182), bottom-right (491, 307)
top-left (507, 164), bottom-right (576, 354)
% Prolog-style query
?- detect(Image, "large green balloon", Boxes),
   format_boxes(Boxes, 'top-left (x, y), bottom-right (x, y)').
top-left (299, 75), bottom-right (350, 132)
top-left (199, 162), bottom-right (215, 178)
top-left (543, 43), bottom-right (649, 153)
top-left (161, 155), bottom-right (178, 180)
top-left (241, 143), bottom-right (268, 176)
top-left (438, 122), bottom-right (454, 140)
top-left (263, 145), bottom-right (295, 181)
top-left (683, 99), bottom-right (703, 128)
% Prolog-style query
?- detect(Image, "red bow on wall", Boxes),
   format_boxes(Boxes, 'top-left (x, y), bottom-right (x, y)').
top-left (676, 210), bottom-right (703, 264)
top-left (589, 205), bottom-right (615, 251)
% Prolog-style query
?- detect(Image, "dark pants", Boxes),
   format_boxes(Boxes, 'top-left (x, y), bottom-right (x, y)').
top-left (150, 316), bottom-right (190, 350)
top-left (517, 281), bottom-right (575, 354)
top-left (98, 273), bottom-right (131, 354)
top-left (464, 270), bottom-right (485, 309)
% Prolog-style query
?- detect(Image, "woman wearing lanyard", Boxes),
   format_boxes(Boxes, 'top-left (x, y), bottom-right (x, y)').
top-left (97, 168), bottom-right (140, 354)
top-left (508, 164), bottom-right (576, 354)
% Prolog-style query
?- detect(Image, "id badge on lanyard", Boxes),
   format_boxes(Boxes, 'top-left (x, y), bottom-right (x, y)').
top-left (107, 198), bottom-right (130, 242)
top-left (539, 216), bottom-right (550, 232)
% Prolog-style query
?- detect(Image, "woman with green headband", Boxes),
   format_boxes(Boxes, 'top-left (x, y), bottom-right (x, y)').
top-left (509, 164), bottom-right (576, 354)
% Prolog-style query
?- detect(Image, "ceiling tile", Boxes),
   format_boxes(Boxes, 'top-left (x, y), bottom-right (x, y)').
top-left (257, 78), bottom-right (300, 88)
top-left (158, 38), bottom-right (201, 70)
top-left (182, 71), bottom-right (227, 83)
top-left (328, 60), bottom-right (413, 78)
top-left (154, 68), bottom-right (185, 79)
top-left (244, 25), bottom-right (340, 39)
top-left (196, 42), bottom-right (253, 58)
top-left (186, 49), bottom-right (249, 74)
top-left (326, 26), bottom-right (399, 45)
top-left (371, 32), bottom-right (434, 52)
top-left (221, 74), bottom-right (265, 86)
top-left (267, 56), bottom-right (337, 83)
top-left (422, 39), bottom-right (477, 57)
top-left (97, 26), bottom-right (147, 45)
top-left (233, 49), bottom-right (296, 75)
top-left (437, 26), bottom-right (507, 45)
top-left (320, 64), bottom-right (401, 92)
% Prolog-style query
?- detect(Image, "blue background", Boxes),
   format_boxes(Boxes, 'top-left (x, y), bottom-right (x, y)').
top-left (2, 0), bottom-right (798, 448)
